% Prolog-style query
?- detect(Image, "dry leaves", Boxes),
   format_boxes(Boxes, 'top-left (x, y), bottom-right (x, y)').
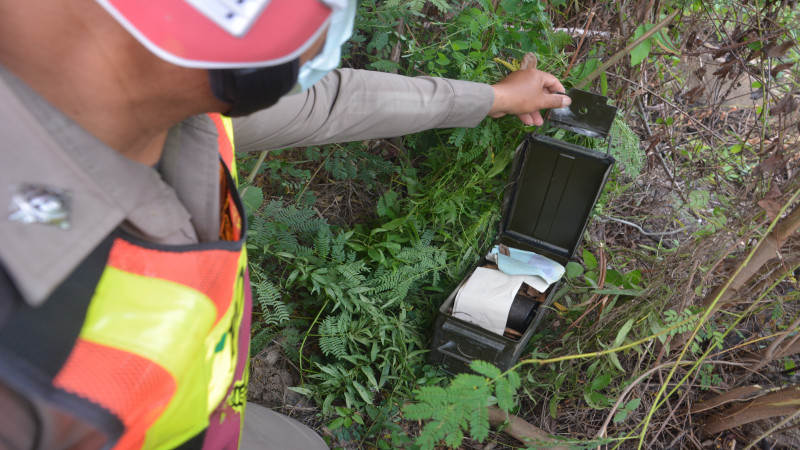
top-left (752, 154), bottom-right (786, 177)
top-left (692, 385), bottom-right (772, 414)
top-left (762, 40), bottom-right (797, 58)
top-left (757, 185), bottom-right (784, 220)
top-left (771, 93), bottom-right (800, 116)
top-left (771, 62), bottom-right (796, 78)
top-left (702, 386), bottom-right (800, 435)
top-left (683, 85), bottom-right (705, 104)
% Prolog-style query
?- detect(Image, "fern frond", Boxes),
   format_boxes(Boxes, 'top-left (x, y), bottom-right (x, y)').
top-left (314, 227), bottom-right (331, 258)
top-left (448, 127), bottom-right (468, 148)
top-left (255, 280), bottom-right (290, 327)
top-left (249, 326), bottom-right (275, 356)
top-left (263, 200), bottom-right (327, 236)
top-left (318, 313), bottom-right (351, 359)
top-left (330, 233), bottom-right (348, 263)
top-left (609, 117), bottom-right (644, 178)
top-left (470, 360), bottom-right (501, 379)
top-left (468, 405), bottom-right (490, 443)
top-left (404, 373), bottom-right (494, 448)
top-left (335, 261), bottom-right (367, 286)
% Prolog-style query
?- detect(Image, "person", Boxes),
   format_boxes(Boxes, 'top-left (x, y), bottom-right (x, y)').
top-left (0, 0), bottom-right (570, 448)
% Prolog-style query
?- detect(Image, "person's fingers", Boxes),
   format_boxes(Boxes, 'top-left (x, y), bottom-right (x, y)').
top-left (517, 112), bottom-right (534, 126)
top-left (522, 70), bottom-right (569, 111)
top-left (541, 72), bottom-right (566, 95)
top-left (538, 92), bottom-right (571, 110)
top-left (489, 68), bottom-right (570, 120)
top-left (531, 111), bottom-right (544, 126)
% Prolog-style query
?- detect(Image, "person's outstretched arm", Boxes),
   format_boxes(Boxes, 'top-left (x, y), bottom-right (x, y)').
top-left (232, 68), bottom-right (569, 152)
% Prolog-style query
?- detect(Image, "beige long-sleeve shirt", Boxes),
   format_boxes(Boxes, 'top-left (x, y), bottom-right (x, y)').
top-left (233, 68), bottom-right (494, 151)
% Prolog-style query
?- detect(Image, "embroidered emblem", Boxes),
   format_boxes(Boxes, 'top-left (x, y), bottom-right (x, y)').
top-left (8, 184), bottom-right (70, 230)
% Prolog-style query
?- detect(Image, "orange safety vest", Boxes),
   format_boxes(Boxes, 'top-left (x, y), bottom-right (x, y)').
top-left (0, 114), bottom-right (251, 449)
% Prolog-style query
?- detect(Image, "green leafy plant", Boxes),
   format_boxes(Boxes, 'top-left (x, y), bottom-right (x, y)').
top-left (247, 200), bottom-right (450, 413)
top-left (613, 398), bottom-right (642, 424)
top-left (403, 360), bottom-right (521, 449)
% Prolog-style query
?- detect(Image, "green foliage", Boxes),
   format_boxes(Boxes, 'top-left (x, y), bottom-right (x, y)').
top-left (565, 261), bottom-right (584, 279)
top-left (584, 373), bottom-right (613, 409)
top-left (630, 25), bottom-right (654, 66)
top-left (613, 398), bottom-right (642, 424)
top-left (629, 18), bottom-right (679, 66)
top-left (248, 200), bottom-right (449, 414)
top-left (655, 308), bottom-right (702, 339)
top-left (698, 362), bottom-right (722, 390)
top-left (241, 0), bottom-right (656, 446)
top-left (403, 360), bottom-right (521, 449)
top-left (255, 279), bottom-right (289, 326)
top-left (240, 186), bottom-right (264, 215)
top-left (609, 117), bottom-right (644, 178)
top-left (236, 142), bottom-right (398, 209)
top-left (320, 142), bottom-right (398, 188)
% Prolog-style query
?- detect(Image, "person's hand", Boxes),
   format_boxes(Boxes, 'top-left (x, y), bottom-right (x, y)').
top-left (488, 69), bottom-right (571, 126)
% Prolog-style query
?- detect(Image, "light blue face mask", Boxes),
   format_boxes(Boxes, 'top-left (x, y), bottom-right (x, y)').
top-left (288, 0), bottom-right (356, 94)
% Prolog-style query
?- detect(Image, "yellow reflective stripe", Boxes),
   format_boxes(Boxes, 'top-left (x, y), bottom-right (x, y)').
top-left (206, 251), bottom-right (247, 411)
top-left (220, 115), bottom-right (235, 149)
top-left (84, 267), bottom-right (217, 448)
top-left (220, 115), bottom-right (237, 179)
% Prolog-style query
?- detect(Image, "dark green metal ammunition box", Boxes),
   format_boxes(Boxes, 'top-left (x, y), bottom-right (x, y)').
top-left (428, 90), bottom-right (617, 375)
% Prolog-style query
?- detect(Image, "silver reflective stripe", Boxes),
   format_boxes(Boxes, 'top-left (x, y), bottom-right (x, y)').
top-left (183, 0), bottom-right (272, 37)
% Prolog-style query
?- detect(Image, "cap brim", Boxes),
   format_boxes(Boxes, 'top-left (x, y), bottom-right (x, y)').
top-left (96, 0), bottom-right (332, 69)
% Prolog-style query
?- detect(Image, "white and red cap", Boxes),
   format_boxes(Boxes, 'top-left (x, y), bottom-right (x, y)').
top-left (95, 0), bottom-right (345, 69)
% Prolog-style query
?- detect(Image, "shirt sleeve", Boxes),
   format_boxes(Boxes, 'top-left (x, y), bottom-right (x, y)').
top-left (231, 68), bottom-right (495, 152)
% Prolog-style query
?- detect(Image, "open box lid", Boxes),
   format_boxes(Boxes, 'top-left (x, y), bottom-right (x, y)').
top-left (497, 90), bottom-right (617, 264)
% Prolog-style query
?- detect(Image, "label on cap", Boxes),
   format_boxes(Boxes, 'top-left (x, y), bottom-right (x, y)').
top-left (184, 0), bottom-right (272, 37)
